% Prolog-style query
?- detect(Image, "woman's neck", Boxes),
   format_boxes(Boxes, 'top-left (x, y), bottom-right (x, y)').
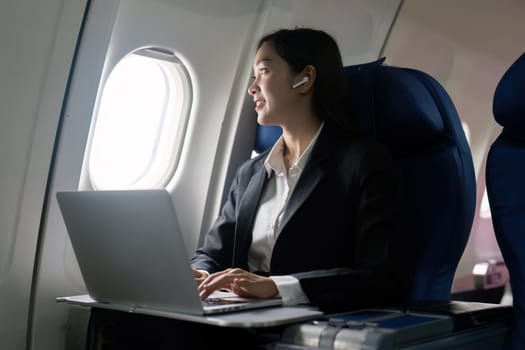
top-left (281, 117), bottom-right (322, 168)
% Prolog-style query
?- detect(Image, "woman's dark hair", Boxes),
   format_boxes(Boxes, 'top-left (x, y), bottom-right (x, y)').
top-left (258, 28), bottom-right (354, 132)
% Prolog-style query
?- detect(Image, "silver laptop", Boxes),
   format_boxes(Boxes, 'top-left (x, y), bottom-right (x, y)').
top-left (56, 189), bottom-right (282, 315)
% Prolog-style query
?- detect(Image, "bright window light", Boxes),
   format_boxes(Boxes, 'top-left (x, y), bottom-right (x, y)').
top-left (461, 121), bottom-right (471, 145)
top-left (480, 187), bottom-right (492, 219)
top-left (89, 49), bottom-right (191, 190)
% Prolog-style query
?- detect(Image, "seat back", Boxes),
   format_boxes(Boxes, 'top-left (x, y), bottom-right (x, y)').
top-left (486, 52), bottom-right (525, 350)
top-left (344, 59), bottom-right (476, 303)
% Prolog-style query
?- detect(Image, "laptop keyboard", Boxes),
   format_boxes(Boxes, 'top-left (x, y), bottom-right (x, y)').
top-left (203, 297), bottom-right (246, 306)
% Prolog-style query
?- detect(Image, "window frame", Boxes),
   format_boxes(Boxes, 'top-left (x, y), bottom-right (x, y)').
top-left (87, 47), bottom-right (192, 190)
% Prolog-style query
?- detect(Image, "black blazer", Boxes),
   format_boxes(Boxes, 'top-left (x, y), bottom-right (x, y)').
top-left (191, 124), bottom-right (400, 311)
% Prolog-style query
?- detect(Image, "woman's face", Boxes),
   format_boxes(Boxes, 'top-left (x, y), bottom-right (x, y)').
top-left (248, 42), bottom-right (300, 126)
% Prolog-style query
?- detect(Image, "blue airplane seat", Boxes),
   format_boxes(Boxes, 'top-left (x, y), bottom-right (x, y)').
top-left (486, 52), bottom-right (525, 350)
top-left (344, 58), bottom-right (476, 303)
top-left (253, 125), bottom-right (282, 154)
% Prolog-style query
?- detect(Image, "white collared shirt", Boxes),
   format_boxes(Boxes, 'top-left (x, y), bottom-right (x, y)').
top-left (248, 122), bottom-right (324, 305)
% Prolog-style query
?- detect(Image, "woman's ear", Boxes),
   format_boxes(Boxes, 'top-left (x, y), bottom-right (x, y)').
top-left (294, 65), bottom-right (316, 93)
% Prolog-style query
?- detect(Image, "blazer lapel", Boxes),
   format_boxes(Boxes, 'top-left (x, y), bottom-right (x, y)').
top-left (278, 165), bottom-right (324, 232)
top-left (277, 125), bottom-right (334, 234)
top-left (233, 163), bottom-right (268, 263)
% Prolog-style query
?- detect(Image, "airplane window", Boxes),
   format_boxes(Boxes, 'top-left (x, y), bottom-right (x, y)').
top-left (480, 187), bottom-right (492, 219)
top-left (461, 121), bottom-right (471, 145)
top-left (88, 48), bottom-right (191, 190)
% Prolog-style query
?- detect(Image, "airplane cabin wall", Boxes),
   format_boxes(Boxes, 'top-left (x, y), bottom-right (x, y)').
top-left (0, 0), bottom-right (87, 349)
top-left (29, 1), bottom-right (269, 349)
top-left (381, 0), bottom-right (525, 286)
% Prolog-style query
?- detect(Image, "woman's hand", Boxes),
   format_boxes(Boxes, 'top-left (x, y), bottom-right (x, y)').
top-left (198, 268), bottom-right (279, 300)
top-left (192, 269), bottom-right (208, 286)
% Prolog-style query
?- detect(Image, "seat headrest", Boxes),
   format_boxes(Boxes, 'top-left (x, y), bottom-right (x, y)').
top-left (345, 60), bottom-right (447, 156)
top-left (493, 52), bottom-right (525, 129)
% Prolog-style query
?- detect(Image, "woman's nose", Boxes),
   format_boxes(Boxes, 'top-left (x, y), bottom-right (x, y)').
top-left (248, 80), bottom-right (259, 95)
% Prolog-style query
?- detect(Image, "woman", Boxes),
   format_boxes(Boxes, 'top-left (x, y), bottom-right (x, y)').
top-left (192, 28), bottom-right (401, 312)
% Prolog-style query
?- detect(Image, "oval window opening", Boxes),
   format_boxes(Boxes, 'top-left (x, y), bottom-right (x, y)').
top-left (88, 48), bottom-right (192, 190)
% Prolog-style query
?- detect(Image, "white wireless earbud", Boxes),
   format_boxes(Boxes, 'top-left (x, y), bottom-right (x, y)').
top-left (291, 76), bottom-right (310, 89)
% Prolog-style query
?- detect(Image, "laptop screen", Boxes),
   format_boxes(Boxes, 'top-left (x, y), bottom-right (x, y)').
top-left (56, 189), bottom-right (281, 315)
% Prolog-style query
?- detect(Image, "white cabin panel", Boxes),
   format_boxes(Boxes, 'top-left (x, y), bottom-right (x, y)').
top-left (0, 0), bottom-right (87, 349)
top-left (30, 0), bottom-right (267, 348)
top-left (261, 0), bottom-right (402, 65)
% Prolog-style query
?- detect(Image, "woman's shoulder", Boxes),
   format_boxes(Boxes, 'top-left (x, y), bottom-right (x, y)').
top-left (236, 149), bottom-right (269, 176)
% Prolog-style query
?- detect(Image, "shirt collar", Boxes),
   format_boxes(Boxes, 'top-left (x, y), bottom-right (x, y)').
top-left (263, 122), bottom-right (325, 178)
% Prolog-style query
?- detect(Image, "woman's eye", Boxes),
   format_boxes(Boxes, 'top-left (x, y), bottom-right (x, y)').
top-left (250, 69), bottom-right (269, 84)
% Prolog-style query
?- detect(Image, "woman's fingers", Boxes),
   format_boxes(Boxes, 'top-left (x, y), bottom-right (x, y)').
top-left (198, 269), bottom-right (278, 299)
top-left (198, 269), bottom-right (243, 298)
